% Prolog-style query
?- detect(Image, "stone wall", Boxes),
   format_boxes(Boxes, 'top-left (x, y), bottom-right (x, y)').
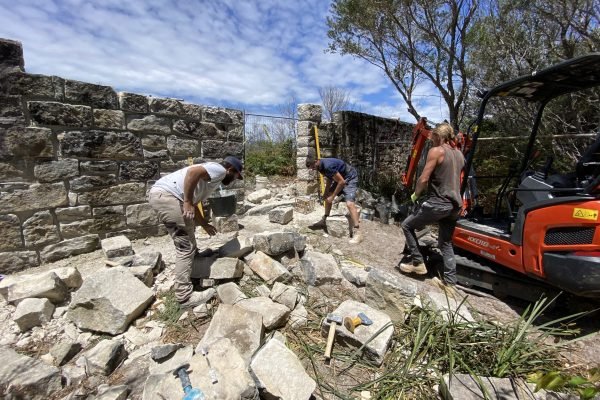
top-left (0, 38), bottom-right (244, 273)
top-left (295, 104), bottom-right (414, 194)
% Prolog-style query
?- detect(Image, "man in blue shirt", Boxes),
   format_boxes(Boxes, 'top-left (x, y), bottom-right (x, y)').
top-left (306, 153), bottom-right (362, 244)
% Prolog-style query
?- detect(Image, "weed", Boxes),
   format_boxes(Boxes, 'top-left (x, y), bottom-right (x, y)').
top-left (154, 290), bottom-right (183, 326)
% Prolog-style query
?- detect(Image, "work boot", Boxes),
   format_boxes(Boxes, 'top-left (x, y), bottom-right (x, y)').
top-left (349, 230), bottom-right (363, 244)
top-left (309, 217), bottom-right (327, 230)
top-left (399, 262), bottom-right (428, 275)
top-left (179, 291), bottom-right (211, 309)
top-left (431, 277), bottom-right (460, 299)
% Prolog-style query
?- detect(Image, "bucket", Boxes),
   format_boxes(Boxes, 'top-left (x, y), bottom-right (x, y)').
top-left (255, 176), bottom-right (268, 190)
top-left (360, 208), bottom-right (374, 221)
top-left (208, 190), bottom-right (237, 217)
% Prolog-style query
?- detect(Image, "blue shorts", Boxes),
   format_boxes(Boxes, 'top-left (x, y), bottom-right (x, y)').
top-left (330, 175), bottom-right (358, 202)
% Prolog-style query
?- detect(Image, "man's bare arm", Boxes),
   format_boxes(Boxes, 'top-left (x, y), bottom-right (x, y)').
top-left (414, 147), bottom-right (444, 197)
top-left (182, 165), bottom-right (211, 220)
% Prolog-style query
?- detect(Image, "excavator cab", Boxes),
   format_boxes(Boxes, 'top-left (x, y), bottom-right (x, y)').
top-left (452, 54), bottom-right (600, 298)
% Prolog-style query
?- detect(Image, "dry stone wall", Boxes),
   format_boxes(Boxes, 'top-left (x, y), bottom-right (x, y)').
top-left (0, 38), bottom-right (244, 273)
top-left (296, 104), bottom-right (414, 194)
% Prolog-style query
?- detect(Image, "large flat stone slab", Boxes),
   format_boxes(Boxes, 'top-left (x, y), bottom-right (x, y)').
top-left (440, 373), bottom-right (549, 400)
top-left (6, 271), bottom-right (68, 304)
top-left (298, 251), bottom-right (344, 286)
top-left (236, 297), bottom-right (291, 330)
top-left (0, 346), bottom-right (62, 399)
top-left (423, 292), bottom-right (474, 322)
top-left (253, 231), bottom-right (306, 256)
top-left (247, 251), bottom-right (291, 284)
top-left (191, 256), bottom-right (244, 280)
top-left (321, 300), bottom-right (394, 366)
top-left (365, 268), bottom-right (417, 323)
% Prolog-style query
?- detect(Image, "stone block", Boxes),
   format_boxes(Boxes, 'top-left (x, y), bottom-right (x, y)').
top-left (80, 339), bottom-right (127, 376)
top-left (7, 271), bottom-right (68, 304)
top-left (298, 251), bottom-right (344, 286)
top-left (218, 234), bottom-right (254, 258)
top-left (13, 297), bottom-right (55, 332)
top-left (120, 160), bottom-right (159, 181)
top-left (321, 300), bottom-right (394, 366)
top-left (269, 206), bottom-right (293, 225)
top-left (0, 346), bottom-right (62, 399)
top-left (250, 339), bottom-right (316, 399)
top-left (295, 180), bottom-right (319, 195)
top-left (0, 214), bottom-right (22, 251)
top-left (298, 103), bottom-right (322, 122)
top-left (247, 188), bottom-right (271, 203)
top-left (70, 174), bottom-right (118, 192)
top-left (181, 103), bottom-right (204, 120)
top-left (77, 182), bottom-right (146, 206)
top-left (34, 159), bottom-right (79, 182)
top-left (127, 114), bottom-right (171, 134)
top-left (64, 80), bottom-right (118, 109)
top-left (0, 72), bottom-right (61, 99)
top-left (214, 214), bottom-right (239, 233)
top-left (203, 106), bottom-right (243, 125)
top-left (296, 135), bottom-right (315, 148)
top-left (0, 182), bottom-right (67, 213)
top-left (149, 345), bottom-right (193, 375)
top-left (68, 268), bottom-right (154, 334)
top-left (50, 340), bottom-right (82, 366)
top-left (269, 282), bottom-right (298, 310)
top-left (289, 304), bottom-right (308, 328)
top-left (252, 231), bottom-right (306, 256)
top-left (149, 97), bottom-right (185, 115)
top-left (203, 257), bottom-right (245, 280)
top-left (59, 130), bottom-right (143, 159)
top-left (28, 101), bottom-right (92, 127)
top-left (365, 268), bottom-right (417, 323)
top-left (126, 203), bottom-right (158, 227)
top-left (0, 38), bottom-right (24, 74)
top-left (141, 134), bottom-right (166, 149)
top-left (423, 292), bottom-right (474, 322)
top-left (0, 251), bottom-right (39, 274)
top-left (440, 373), bottom-right (544, 400)
top-left (0, 161), bottom-right (27, 181)
top-left (101, 235), bottom-right (134, 258)
top-left (202, 140), bottom-right (244, 158)
top-left (326, 215), bottom-right (350, 238)
top-left (93, 205), bottom-right (124, 216)
top-left (216, 282), bottom-right (248, 304)
top-left (245, 200), bottom-right (296, 216)
top-left (40, 234), bottom-right (100, 263)
top-left (340, 262), bottom-right (369, 287)
top-left (118, 92), bottom-right (148, 113)
top-left (297, 168), bottom-right (317, 180)
top-left (96, 385), bottom-right (129, 400)
top-left (0, 126), bottom-right (54, 159)
top-left (0, 95), bottom-right (24, 127)
top-left (296, 120), bottom-right (315, 137)
top-left (247, 251), bottom-right (291, 284)
top-left (93, 109), bottom-right (125, 129)
top-left (174, 120), bottom-right (225, 139)
top-left (166, 135), bottom-right (201, 156)
top-left (143, 149), bottom-right (169, 160)
top-left (22, 210), bottom-right (60, 247)
top-left (80, 160), bottom-right (119, 174)
top-left (237, 296), bottom-right (291, 330)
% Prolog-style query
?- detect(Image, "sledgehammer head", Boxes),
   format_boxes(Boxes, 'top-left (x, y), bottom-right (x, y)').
top-left (326, 313), bottom-right (343, 324)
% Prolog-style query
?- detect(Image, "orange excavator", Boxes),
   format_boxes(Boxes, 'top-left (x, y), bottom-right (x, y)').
top-left (401, 54), bottom-right (600, 300)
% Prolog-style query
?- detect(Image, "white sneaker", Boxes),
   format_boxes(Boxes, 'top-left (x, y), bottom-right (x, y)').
top-left (349, 230), bottom-right (363, 244)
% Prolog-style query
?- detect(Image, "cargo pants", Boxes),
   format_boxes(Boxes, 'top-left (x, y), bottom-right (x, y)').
top-left (148, 188), bottom-right (196, 303)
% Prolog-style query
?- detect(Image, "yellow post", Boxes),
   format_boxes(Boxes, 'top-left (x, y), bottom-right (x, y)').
top-left (187, 156), bottom-right (204, 217)
top-left (312, 126), bottom-right (326, 204)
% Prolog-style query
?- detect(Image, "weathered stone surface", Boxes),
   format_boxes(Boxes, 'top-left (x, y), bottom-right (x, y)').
top-left (269, 206), bottom-right (293, 225)
top-left (65, 80), bottom-right (118, 109)
top-left (214, 214), bottom-right (239, 233)
top-left (34, 158), bottom-right (79, 182)
top-left (78, 182), bottom-right (146, 206)
top-left (289, 304), bottom-right (308, 328)
top-left (150, 343), bottom-right (182, 362)
top-left (296, 121), bottom-right (314, 137)
top-left (0, 182), bottom-right (68, 213)
top-left (298, 251), bottom-right (344, 286)
top-left (149, 97), bottom-right (184, 115)
top-left (55, 206), bottom-right (92, 222)
top-left (94, 109), bottom-right (125, 129)
top-left (96, 385), bottom-right (129, 400)
top-left (80, 339), bottom-right (128, 376)
top-left (0, 213), bottom-right (22, 251)
top-left (6, 271), bottom-right (68, 304)
top-left (341, 262), bottom-right (369, 287)
top-left (29, 101), bottom-right (92, 127)
top-left (80, 160), bottom-right (119, 173)
top-left (22, 210), bottom-right (60, 247)
top-left (423, 292), bottom-right (474, 322)
top-left (50, 340), bottom-right (82, 366)
top-left (251, 339), bottom-right (316, 400)
top-left (60, 130), bottom-right (143, 159)
top-left (118, 92), bottom-right (148, 113)
top-left (365, 268), bottom-right (417, 323)
top-left (127, 114), bottom-right (171, 134)
top-left (216, 282), bottom-right (248, 304)
top-left (440, 373), bottom-right (547, 400)
top-left (0, 126), bottom-right (54, 159)
top-left (112, 251), bottom-right (165, 274)
top-left (119, 161), bottom-right (159, 181)
top-left (247, 251), bottom-right (291, 284)
top-left (70, 174), bottom-right (118, 192)
top-left (149, 345), bottom-right (193, 375)
top-left (143, 149), bottom-right (170, 160)
top-left (166, 135), bottom-right (200, 156)
top-left (0, 251), bottom-right (39, 274)
top-left (101, 235), bottom-right (134, 259)
top-left (173, 119), bottom-right (224, 139)
top-left (0, 267), bottom-right (81, 300)
top-left (0, 161), bottom-right (26, 181)
top-left (247, 188), bottom-right (271, 203)
top-left (94, 206), bottom-right (124, 216)
top-left (326, 216), bottom-right (351, 238)
top-left (269, 282), bottom-right (298, 310)
top-left (13, 297), bottom-right (54, 332)
top-left (253, 231), bottom-right (306, 256)
top-left (295, 180), bottom-right (319, 195)
top-left (237, 296), bottom-right (291, 330)
top-left (209, 257), bottom-right (245, 279)
top-left (245, 200), bottom-right (296, 216)
top-left (218, 234), bottom-right (254, 258)
top-left (0, 72), bottom-right (61, 99)
top-left (68, 267), bottom-right (154, 334)
top-left (0, 346), bottom-right (62, 399)
top-left (202, 140), bottom-right (244, 158)
top-left (0, 38), bottom-right (24, 74)
top-left (40, 234), bottom-right (100, 263)
top-left (141, 134), bottom-right (166, 149)
top-left (125, 203), bottom-right (158, 227)
top-left (203, 106), bottom-right (239, 124)
top-left (60, 215), bottom-right (126, 238)
top-left (322, 300), bottom-right (394, 366)
top-left (298, 104), bottom-right (322, 123)
top-left (197, 304), bottom-right (264, 365)
top-left (297, 168), bottom-right (317, 181)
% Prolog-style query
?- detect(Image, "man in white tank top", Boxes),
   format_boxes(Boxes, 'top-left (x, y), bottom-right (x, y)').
top-left (149, 156), bottom-right (243, 308)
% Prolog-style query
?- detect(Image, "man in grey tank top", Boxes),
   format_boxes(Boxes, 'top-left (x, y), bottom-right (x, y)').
top-left (398, 123), bottom-right (465, 295)
top-left (148, 156), bottom-right (243, 308)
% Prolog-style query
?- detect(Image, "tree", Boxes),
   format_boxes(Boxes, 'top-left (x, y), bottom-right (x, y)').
top-left (319, 85), bottom-right (352, 121)
top-left (326, 0), bottom-right (479, 127)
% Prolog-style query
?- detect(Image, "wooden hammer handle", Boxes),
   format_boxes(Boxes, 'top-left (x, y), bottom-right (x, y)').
top-left (324, 322), bottom-right (337, 359)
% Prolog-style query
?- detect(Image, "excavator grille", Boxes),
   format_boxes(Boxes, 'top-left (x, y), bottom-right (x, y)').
top-left (544, 227), bottom-right (596, 245)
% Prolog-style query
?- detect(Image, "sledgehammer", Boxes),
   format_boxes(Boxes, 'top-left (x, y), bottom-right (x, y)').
top-left (324, 313), bottom-right (343, 360)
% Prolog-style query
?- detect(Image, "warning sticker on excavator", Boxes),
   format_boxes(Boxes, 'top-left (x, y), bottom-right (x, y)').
top-left (573, 208), bottom-right (598, 221)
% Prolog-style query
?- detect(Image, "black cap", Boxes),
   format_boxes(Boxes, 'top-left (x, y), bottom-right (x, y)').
top-left (224, 156), bottom-right (244, 179)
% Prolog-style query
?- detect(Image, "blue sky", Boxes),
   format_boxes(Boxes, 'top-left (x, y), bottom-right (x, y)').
top-left (0, 0), bottom-right (447, 122)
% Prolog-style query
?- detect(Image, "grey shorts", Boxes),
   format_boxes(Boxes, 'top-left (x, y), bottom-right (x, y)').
top-left (331, 175), bottom-right (359, 202)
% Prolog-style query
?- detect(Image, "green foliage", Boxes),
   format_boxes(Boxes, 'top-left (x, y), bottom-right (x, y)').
top-left (530, 369), bottom-right (600, 399)
top-left (245, 139), bottom-right (296, 177)
top-left (154, 290), bottom-right (183, 326)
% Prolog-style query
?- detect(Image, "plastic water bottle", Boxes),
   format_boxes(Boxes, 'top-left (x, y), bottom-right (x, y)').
top-left (176, 367), bottom-right (206, 400)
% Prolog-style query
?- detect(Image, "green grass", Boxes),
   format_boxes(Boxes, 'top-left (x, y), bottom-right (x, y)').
top-left (154, 290), bottom-right (184, 326)
top-left (245, 139), bottom-right (296, 177)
